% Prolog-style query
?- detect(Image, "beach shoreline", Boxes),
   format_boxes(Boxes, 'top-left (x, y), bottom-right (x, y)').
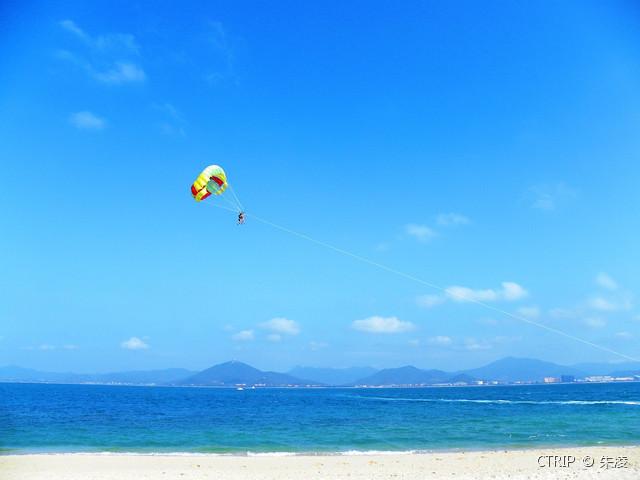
top-left (2, 446), bottom-right (639, 479)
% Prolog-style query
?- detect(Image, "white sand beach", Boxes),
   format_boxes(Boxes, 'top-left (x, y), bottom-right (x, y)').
top-left (1, 446), bottom-right (638, 480)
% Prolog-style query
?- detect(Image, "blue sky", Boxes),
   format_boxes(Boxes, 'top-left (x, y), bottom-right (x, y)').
top-left (1, 0), bottom-right (639, 373)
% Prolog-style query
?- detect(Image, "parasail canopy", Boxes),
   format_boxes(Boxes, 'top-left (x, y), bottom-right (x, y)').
top-left (191, 165), bottom-right (228, 202)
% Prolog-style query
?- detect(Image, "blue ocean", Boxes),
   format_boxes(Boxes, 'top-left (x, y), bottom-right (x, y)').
top-left (1, 382), bottom-right (639, 454)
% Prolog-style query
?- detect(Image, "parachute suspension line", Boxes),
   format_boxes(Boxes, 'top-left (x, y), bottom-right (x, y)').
top-left (227, 183), bottom-right (245, 213)
top-left (220, 191), bottom-right (241, 213)
top-left (246, 212), bottom-right (640, 363)
top-left (205, 201), bottom-right (238, 214)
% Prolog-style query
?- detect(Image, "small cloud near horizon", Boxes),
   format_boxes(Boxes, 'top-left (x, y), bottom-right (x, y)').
top-left (232, 330), bottom-right (254, 341)
top-left (260, 318), bottom-right (300, 336)
top-left (24, 344), bottom-right (56, 351)
top-left (120, 337), bottom-right (149, 350)
top-left (463, 337), bottom-right (493, 351)
top-left (615, 331), bottom-right (633, 340)
top-left (418, 282), bottom-right (528, 308)
top-left (427, 335), bottom-right (453, 346)
top-left (309, 341), bottom-right (329, 351)
top-left (24, 343), bottom-right (80, 351)
top-left (352, 316), bottom-right (415, 334)
top-left (447, 282), bottom-right (528, 303)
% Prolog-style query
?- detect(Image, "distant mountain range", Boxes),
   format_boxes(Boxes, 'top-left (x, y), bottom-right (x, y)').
top-left (463, 357), bottom-right (584, 383)
top-left (179, 361), bottom-right (317, 386)
top-left (2, 357), bottom-right (639, 387)
top-left (355, 366), bottom-right (451, 386)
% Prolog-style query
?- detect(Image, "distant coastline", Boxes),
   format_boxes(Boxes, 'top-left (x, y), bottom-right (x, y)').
top-left (2, 379), bottom-right (640, 390)
top-left (2, 357), bottom-right (639, 388)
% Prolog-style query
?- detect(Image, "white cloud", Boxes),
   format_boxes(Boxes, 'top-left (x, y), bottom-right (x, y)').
top-left (588, 296), bottom-right (617, 312)
top-left (493, 335), bottom-right (522, 344)
top-left (529, 182), bottom-right (577, 211)
top-left (93, 62), bottom-right (145, 84)
top-left (427, 335), bottom-right (452, 346)
top-left (59, 20), bottom-right (144, 85)
top-left (419, 335), bottom-right (516, 351)
top-left (436, 213), bottom-right (470, 227)
top-left (60, 19), bottom-right (87, 40)
top-left (405, 224), bottom-right (436, 242)
top-left (416, 294), bottom-right (444, 308)
top-left (446, 286), bottom-right (498, 302)
top-left (232, 330), bottom-right (254, 341)
top-left (120, 337), bottom-right (149, 350)
top-left (260, 318), bottom-right (300, 336)
top-left (418, 282), bottom-right (528, 308)
top-left (596, 272), bottom-right (618, 291)
top-left (463, 337), bottom-right (492, 350)
top-left (548, 279), bottom-right (632, 325)
top-left (587, 294), bottom-right (633, 312)
top-left (352, 316), bottom-right (415, 334)
top-left (24, 343), bottom-right (79, 351)
top-left (446, 282), bottom-right (528, 303)
top-left (583, 317), bottom-right (606, 328)
top-left (517, 306), bottom-right (540, 318)
top-left (501, 282), bottom-right (528, 301)
top-left (615, 331), bottom-right (633, 340)
top-left (266, 334), bottom-right (281, 342)
top-left (309, 341), bottom-right (329, 351)
top-left (60, 19), bottom-right (139, 54)
top-left (70, 111), bottom-right (106, 130)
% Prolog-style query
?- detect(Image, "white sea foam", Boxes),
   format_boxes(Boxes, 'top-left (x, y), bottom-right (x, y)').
top-left (35, 449), bottom-right (439, 457)
top-left (352, 396), bottom-right (640, 406)
top-left (246, 451), bottom-right (299, 457)
top-left (52, 451), bottom-right (232, 457)
top-left (338, 450), bottom-right (420, 456)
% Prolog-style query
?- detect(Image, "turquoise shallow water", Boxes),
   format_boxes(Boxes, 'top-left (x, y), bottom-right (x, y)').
top-left (1, 382), bottom-right (639, 454)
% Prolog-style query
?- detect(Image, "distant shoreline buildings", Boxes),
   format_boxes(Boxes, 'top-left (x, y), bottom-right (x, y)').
top-left (2, 358), bottom-right (639, 388)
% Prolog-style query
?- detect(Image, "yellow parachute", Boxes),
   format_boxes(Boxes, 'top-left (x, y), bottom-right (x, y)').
top-left (191, 165), bottom-right (228, 202)
top-left (191, 165), bottom-right (245, 222)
